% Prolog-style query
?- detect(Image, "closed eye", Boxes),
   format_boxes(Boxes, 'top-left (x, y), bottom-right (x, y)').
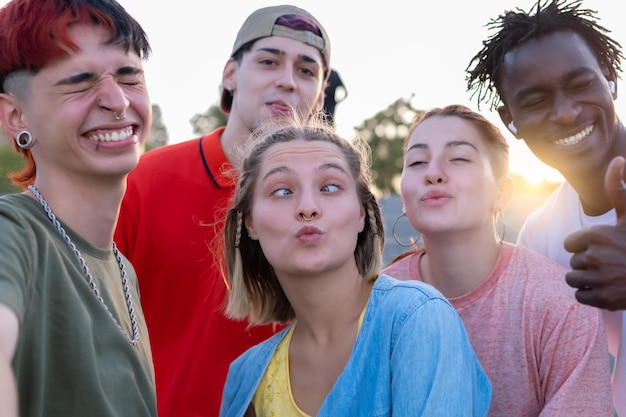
top-left (407, 160), bottom-right (426, 167)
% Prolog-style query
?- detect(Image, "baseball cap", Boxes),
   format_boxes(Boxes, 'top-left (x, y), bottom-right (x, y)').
top-left (220, 5), bottom-right (331, 113)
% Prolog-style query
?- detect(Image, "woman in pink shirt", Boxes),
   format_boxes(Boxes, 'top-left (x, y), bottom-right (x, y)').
top-left (383, 104), bottom-right (613, 416)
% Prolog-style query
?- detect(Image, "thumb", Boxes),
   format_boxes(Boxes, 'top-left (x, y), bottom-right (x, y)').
top-left (605, 155), bottom-right (626, 224)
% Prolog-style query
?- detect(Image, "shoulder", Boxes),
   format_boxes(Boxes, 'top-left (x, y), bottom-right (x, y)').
top-left (134, 137), bottom-right (202, 171)
top-left (506, 244), bottom-right (569, 290)
top-left (0, 194), bottom-right (39, 229)
top-left (368, 276), bottom-right (469, 347)
top-left (382, 251), bottom-right (421, 281)
top-left (506, 244), bottom-right (592, 312)
top-left (372, 274), bottom-right (452, 315)
top-left (508, 243), bottom-right (567, 274)
top-left (229, 325), bottom-right (290, 371)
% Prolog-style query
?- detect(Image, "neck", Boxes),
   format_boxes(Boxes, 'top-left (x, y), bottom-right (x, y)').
top-left (28, 178), bottom-right (125, 249)
top-left (420, 227), bottom-right (501, 298)
top-left (565, 119), bottom-right (626, 215)
top-left (567, 174), bottom-right (613, 216)
top-left (219, 118), bottom-right (254, 168)
top-left (280, 263), bottom-right (372, 343)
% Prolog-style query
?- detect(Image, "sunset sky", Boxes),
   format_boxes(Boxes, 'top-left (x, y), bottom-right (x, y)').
top-left (3, 0), bottom-right (623, 184)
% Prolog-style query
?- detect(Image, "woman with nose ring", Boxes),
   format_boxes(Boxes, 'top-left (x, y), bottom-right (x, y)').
top-left (218, 116), bottom-right (491, 417)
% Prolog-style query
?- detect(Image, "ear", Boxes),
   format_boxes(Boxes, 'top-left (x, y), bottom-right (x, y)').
top-left (494, 175), bottom-right (515, 212)
top-left (359, 203), bottom-right (366, 233)
top-left (0, 93), bottom-right (28, 139)
top-left (243, 214), bottom-right (258, 240)
top-left (314, 87), bottom-right (326, 113)
top-left (222, 58), bottom-right (237, 92)
top-left (608, 78), bottom-right (618, 100)
top-left (497, 105), bottom-right (520, 140)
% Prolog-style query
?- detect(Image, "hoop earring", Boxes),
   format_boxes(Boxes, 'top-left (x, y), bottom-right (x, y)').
top-left (495, 210), bottom-right (506, 244)
top-left (392, 213), bottom-right (420, 248)
top-left (15, 130), bottom-right (34, 149)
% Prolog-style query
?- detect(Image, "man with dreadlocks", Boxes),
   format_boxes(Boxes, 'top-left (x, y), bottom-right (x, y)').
top-left (467, 0), bottom-right (626, 414)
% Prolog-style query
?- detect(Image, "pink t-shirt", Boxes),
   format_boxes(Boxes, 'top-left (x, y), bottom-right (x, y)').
top-left (383, 242), bottom-right (613, 416)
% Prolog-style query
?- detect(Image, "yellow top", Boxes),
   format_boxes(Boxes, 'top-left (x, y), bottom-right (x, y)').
top-left (252, 305), bottom-right (368, 417)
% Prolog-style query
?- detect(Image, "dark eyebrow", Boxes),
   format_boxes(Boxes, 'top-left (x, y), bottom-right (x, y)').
top-left (256, 47), bottom-right (319, 65)
top-left (406, 140), bottom-right (478, 152)
top-left (54, 65), bottom-right (143, 86)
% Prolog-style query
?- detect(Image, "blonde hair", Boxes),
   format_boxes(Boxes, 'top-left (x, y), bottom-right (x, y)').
top-left (221, 115), bottom-right (384, 325)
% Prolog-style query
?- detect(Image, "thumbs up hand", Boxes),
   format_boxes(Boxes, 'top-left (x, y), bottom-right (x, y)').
top-left (564, 156), bottom-right (626, 311)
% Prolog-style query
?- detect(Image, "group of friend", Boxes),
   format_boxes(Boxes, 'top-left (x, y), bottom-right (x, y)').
top-left (0, 0), bottom-right (624, 416)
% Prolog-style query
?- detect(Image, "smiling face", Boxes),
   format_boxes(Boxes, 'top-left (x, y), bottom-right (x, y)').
top-left (0, 23), bottom-right (151, 182)
top-left (223, 35), bottom-right (325, 133)
top-left (497, 30), bottom-right (617, 180)
top-left (244, 139), bottom-right (365, 278)
top-left (401, 115), bottom-right (506, 236)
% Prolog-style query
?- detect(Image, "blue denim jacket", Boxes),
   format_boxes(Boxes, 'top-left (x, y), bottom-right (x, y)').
top-left (219, 274), bottom-right (491, 416)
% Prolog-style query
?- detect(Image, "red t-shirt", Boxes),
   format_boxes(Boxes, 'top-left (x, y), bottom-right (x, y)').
top-left (115, 128), bottom-right (282, 417)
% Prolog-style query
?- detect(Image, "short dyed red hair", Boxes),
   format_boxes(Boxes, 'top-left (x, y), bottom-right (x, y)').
top-left (0, 0), bottom-right (150, 188)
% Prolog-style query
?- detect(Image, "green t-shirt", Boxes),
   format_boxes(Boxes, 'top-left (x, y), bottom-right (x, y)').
top-left (0, 193), bottom-right (156, 417)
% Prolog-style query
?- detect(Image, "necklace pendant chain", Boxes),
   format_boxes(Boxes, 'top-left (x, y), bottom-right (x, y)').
top-left (28, 185), bottom-right (139, 345)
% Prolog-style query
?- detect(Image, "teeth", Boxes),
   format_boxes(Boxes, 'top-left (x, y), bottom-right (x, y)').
top-left (553, 125), bottom-right (593, 146)
top-left (88, 127), bottom-right (133, 142)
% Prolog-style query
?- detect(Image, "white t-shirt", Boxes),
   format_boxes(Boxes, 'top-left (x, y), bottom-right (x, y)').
top-left (517, 181), bottom-right (625, 415)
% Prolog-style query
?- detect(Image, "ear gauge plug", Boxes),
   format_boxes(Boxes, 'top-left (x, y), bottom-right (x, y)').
top-left (609, 80), bottom-right (616, 95)
top-left (507, 121), bottom-right (518, 135)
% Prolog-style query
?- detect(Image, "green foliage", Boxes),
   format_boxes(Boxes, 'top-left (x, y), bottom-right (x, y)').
top-left (355, 96), bottom-right (423, 195)
top-left (190, 104), bottom-right (228, 136)
top-left (148, 104), bottom-right (169, 149)
top-left (0, 145), bottom-right (23, 194)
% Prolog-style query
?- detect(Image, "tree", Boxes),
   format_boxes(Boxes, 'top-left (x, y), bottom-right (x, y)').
top-left (190, 103), bottom-right (228, 136)
top-left (146, 103), bottom-right (169, 150)
top-left (355, 95), bottom-right (423, 195)
top-left (0, 145), bottom-right (23, 194)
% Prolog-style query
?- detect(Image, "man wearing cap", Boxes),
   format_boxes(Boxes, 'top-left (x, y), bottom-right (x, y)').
top-left (113, 5), bottom-right (331, 417)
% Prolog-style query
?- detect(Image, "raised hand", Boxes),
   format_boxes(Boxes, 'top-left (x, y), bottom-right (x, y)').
top-left (564, 156), bottom-right (626, 310)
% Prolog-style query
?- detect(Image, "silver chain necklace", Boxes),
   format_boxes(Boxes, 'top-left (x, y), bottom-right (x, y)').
top-left (28, 185), bottom-right (139, 345)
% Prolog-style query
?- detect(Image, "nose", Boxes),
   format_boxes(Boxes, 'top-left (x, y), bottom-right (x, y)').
top-left (550, 90), bottom-right (581, 124)
top-left (97, 76), bottom-right (130, 116)
top-left (275, 66), bottom-right (297, 91)
top-left (424, 161), bottom-right (447, 185)
top-left (426, 176), bottom-right (445, 184)
top-left (297, 188), bottom-right (319, 221)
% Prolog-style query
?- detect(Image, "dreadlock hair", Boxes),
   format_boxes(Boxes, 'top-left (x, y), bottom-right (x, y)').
top-left (466, 0), bottom-right (623, 110)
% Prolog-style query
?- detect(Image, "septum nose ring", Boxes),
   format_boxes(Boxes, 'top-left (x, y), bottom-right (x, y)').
top-left (302, 213), bottom-right (315, 221)
top-left (113, 111), bottom-right (126, 121)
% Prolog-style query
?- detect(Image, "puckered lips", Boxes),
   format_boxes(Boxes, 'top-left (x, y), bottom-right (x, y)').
top-left (296, 224), bottom-right (322, 244)
top-left (420, 190), bottom-right (452, 207)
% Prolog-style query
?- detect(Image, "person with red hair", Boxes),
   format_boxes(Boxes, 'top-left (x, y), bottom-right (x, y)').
top-left (0, 0), bottom-right (156, 416)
